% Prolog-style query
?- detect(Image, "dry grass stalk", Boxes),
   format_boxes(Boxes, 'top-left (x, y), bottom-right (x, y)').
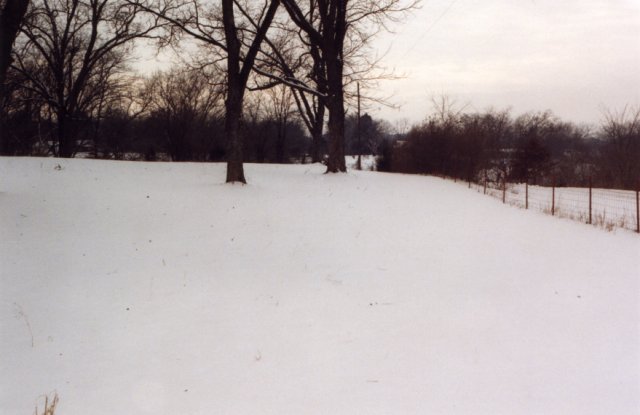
top-left (34, 393), bottom-right (59, 415)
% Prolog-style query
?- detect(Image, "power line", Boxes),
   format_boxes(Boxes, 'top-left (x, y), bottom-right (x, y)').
top-left (402, 0), bottom-right (460, 59)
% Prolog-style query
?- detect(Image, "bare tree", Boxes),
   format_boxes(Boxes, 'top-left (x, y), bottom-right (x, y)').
top-left (279, 0), bottom-right (417, 173)
top-left (0, 64), bottom-right (47, 154)
top-left (508, 111), bottom-right (560, 184)
top-left (249, 14), bottom-right (328, 163)
top-left (242, 92), bottom-right (267, 162)
top-left (264, 83), bottom-right (295, 163)
top-left (599, 106), bottom-right (640, 189)
top-left (86, 61), bottom-right (139, 158)
top-left (11, 0), bottom-right (157, 156)
top-left (477, 107), bottom-right (511, 183)
top-left (279, 1), bottom-right (347, 172)
top-left (132, 0), bottom-right (280, 183)
top-left (146, 68), bottom-right (223, 161)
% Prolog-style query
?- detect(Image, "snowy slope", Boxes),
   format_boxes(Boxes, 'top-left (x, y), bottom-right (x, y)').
top-left (1, 157), bottom-right (639, 415)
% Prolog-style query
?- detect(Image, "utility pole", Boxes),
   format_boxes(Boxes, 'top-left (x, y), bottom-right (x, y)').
top-left (356, 82), bottom-right (362, 170)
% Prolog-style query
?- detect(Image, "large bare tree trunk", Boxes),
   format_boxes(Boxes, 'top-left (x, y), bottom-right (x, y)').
top-left (56, 111), bottom-right (74, 157)
top-left (222, 0), bottom-right (246, 183)
top-left (325, 53), bottom-right (346, 172)
top-left (326, 98), bottom-right (346, 172)
top-left (225, 82), bottom-right (246, 183)
top-left (0, 0), bottom-right (29, 155)
top-left (221, 0), bottom-right (279, 183)
top-left (0, 0), bottom-right (28, 86)
top-left (280, 0), bottom-right (347, 173)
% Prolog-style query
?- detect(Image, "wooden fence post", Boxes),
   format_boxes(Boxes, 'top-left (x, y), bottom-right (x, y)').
top-left (502, 176), bottom-right (506, 204)
top-left (636, 180), bottom-right (640, 233)
top-left (588, 176), bottom-right (593, 225)
top-left (483, 172), bottom-right (487, 195)
top-left (525, 180), bottom-right (529, 210)
top-left (552, 176), bottom-right (556, 216)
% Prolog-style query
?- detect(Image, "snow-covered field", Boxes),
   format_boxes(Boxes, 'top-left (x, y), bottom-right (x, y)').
top-left (1, 157), bottom-right (639, 415)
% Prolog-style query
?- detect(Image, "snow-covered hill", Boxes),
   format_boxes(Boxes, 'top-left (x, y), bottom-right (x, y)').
top-left (1, 157), bottom-right (638, 414)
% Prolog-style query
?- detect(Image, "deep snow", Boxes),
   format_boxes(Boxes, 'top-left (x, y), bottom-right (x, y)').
top-left (1, 157), bottom-right (639, 415)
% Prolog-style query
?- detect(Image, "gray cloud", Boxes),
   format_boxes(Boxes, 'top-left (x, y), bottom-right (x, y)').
top-left (374, 0), bottom-right (640, 126)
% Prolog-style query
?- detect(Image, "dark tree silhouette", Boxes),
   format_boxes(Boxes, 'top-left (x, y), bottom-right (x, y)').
top-left (511, 136), bottom-right (550, 184)
top-left (0, 0), bottom-right (28, 86)
top-left (12, 0), bottom-right (157, 157)
top-left (222, 0), bottom-right (280, 182)
top-left (146, 69), bottom-right (223, 161)
top-left (280, 0), bottom-right (348, 173)
top-left (599, 106), bottom-right (640, 189)
top-left (0, 0), bottom-right (29, 154)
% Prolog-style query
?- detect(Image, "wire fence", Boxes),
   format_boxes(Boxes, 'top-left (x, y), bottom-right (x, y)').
top-left (461, 177), bottom-right (640, 233)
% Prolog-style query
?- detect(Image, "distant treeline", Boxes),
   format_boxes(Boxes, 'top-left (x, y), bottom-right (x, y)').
top-left (1, 68), bottom-right (313, 163)
top-left (2, 55), bottom-right (638, 190)
top-left (377, 103), bottom-right (640, 191)
top-left (1, 63), bottom-right (392, 164)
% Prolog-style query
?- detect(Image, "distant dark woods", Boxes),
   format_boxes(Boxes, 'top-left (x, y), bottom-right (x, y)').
top-left (378, 105), bottom-right (640, 190)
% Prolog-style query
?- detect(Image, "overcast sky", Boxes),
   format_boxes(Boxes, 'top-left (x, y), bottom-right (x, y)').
top-left (371, 0), bottom-right (640, 127)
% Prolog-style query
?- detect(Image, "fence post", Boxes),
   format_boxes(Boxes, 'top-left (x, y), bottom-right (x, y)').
top-left (483, 172), bottom-right (487, 195)
top-left (551, 175), bottom-right (556, 216)
top-left (525, 180), bottom-right (529, 210)
top-left (588, 176), bottom-right (592, 225)
top-left (636, 180), bottom-right (640, 233)
top-left (502, 176), bottom-right (506, 204)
